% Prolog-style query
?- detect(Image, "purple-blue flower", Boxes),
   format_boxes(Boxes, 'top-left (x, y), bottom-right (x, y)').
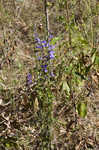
top-left (36, 45), bottom-right (43, 49)
top-left (48, 45), bottom-right (55, 50)
top-left (49, 50), bottom-right (55, 59)
top-left (26, 73), bottom-right (32, 85)
top-left (41, 40), bottom-right (47, 44)
top-left (41, 64), bottom-right (48, 72)
top-left (38, 56), bottom-right (42, 61)
top-left (48, 34), bottom-right (53, 41)
top-left (35, 40), bottom-right (48, 49)
top-left (35, 37), bottom-right (41, 44)
top-left (50, 71), bottom-right (55, 77)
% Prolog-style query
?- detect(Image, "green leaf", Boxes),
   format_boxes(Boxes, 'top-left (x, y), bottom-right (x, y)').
top-left (62, 81), bottom-right (70, 93)
top-left (92, 52), bottom-right (96, 64)
top-left (50, 36), bottom-right (61, 45)
top-left (95, 56), bottom-right (99, 65)
top-left (6, 143), bottom-right (11, 148)
top-left (77, 102), bottom-right (87, 118)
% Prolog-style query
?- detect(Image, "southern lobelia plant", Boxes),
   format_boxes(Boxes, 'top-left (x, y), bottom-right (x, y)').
top-left (33, 32), bottom-right (55, 149)
top-left (26, 0), bottom-right (56, 148)
top-left (26, 31), bottom-right (55, 148)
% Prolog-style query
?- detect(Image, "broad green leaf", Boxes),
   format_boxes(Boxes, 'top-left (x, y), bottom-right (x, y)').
top-left (6, 143), bottom-right (11, 148)
top-left (92, 52), bottom-right (96, 63)
top-left (47, 2), bottom-right (52, 6)
top-left (95, 56), bottom-right (99, 66)
top-left (77, 102), bottom-right (87, 118)
top-left (62, 81), bottom-right (70, 93)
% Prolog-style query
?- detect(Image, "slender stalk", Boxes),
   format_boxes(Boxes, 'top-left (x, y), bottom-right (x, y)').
top-left (88, 0), bottom-right (94, 47)
top-left (84, 0), bottom-right (94, 47)
top-left (44, 0), bottom-right (50, 37)
top-left (39, 1), bottom-right (53, 148)
top-left (66, 1), bottom-right (71, 48)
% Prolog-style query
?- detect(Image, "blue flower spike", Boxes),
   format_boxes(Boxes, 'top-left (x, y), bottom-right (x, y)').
top-left (34, 32), bottom-right (55, 77)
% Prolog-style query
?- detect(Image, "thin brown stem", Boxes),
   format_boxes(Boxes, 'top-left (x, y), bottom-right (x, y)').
top-left (66, 1), bottom-right (71, 48)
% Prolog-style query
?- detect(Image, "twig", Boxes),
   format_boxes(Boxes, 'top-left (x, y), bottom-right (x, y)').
top-left (44, 0), bottom-right (50, 37)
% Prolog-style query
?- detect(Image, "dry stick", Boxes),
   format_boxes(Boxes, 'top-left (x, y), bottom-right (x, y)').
top-left (89, 0), bottom-right (94, 48)
top-left (83, 0), bottom-right (94, 48)
top-left (44, 0), bottom-right (50, 38)
top-left (66, 1), bottom-right (71, 49)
